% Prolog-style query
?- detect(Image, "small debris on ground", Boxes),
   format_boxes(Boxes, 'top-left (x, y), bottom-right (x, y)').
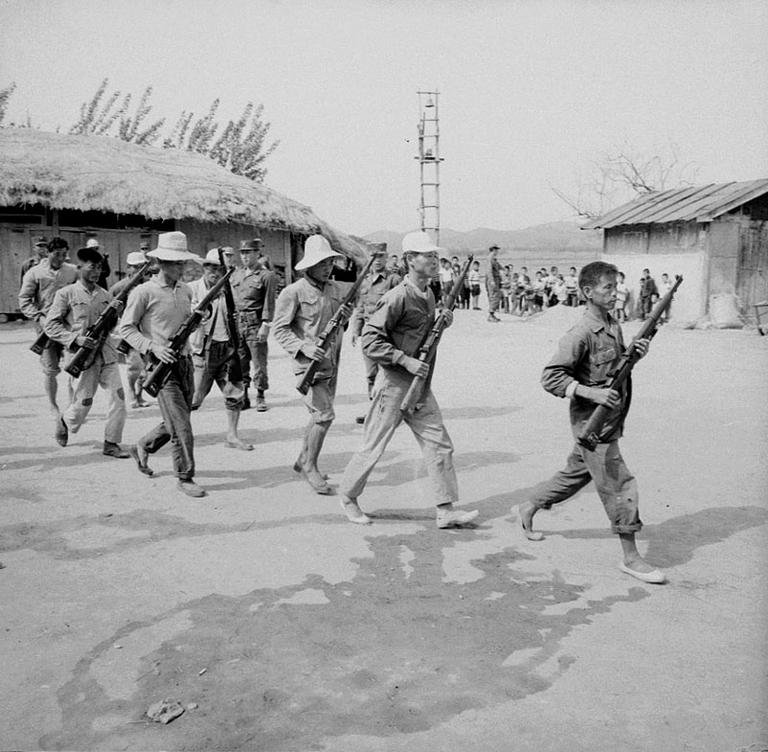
top-left (146, 698), bottom-right (185, 724)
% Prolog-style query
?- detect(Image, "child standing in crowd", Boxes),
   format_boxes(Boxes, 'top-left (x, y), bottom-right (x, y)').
top-left (552, 273), bottom-right (567, 306)
top-left (531, 270), bottom-right (546, 312)
top-left (468, 260), bottom-right (481, 309)
top-left (565, 267), bottom-right (579, 306)
top-left (615, 271), bottom-right (629, 321)
top-left (658, 273), bottom-right (673, 322)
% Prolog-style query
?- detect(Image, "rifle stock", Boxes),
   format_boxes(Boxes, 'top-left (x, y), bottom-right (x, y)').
top-left (400, 254), bottom-right (474, 413)
top-left (143, 267), bottom-right (235, 397)
top-left (577, 274), bottom-right (683, 451)
top-left (296, 254), bottom-right (376, 395)
top-left (65, 261), bottom-right (153, 378)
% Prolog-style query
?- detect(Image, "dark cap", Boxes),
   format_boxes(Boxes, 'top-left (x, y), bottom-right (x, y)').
top-left (76, 246), bottom-right (104, 265)
top-left (489, 244), bottom-right (500, 251)
top-left (33, 235), bottom-right (48, 248)
top-left (239, 238), bottom-right (263, 252)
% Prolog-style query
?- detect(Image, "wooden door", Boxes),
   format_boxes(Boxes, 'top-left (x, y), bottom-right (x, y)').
top-left (737, 223), bottom-right (768, 311)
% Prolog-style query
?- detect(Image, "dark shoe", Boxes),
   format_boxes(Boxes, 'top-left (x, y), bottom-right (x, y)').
top-left (241, 396), bottom-right (251, 411)
top-left (355, 415), bottom-right (366, 425)
top-left (103, 441), bottom-right (129, 458)
top-left (128, 444), bottom-right (154, 477)
top-left (255, 396), bottom-right (268, 412)
top-left (54, 416), bottom-right (68, 447)
top-left (177, 480), bottom-right (207, 498)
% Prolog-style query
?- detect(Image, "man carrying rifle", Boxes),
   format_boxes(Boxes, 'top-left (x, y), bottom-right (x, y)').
top-left (518, 261), bottom-right (666, 584)
top-left (110, 249), bottom-right (153, 408)
top-left (189, 250), bottom-right (252, 451)
top-left (338, 231), bottom-right (478, 528)
top-left (272, 235), bottom-right (350, 495)
top-left (349, 242), bottom-right (400, 423)
top-left (118, 232), bottom-right (205, 498)
top-left (43, 245), bottom-right (128, 457)
top-left (19, 237), bottom-right (78, 418)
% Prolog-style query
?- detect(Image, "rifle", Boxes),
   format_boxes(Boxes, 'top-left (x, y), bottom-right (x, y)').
top-left (143, 266), bottom-right (235, 398)
top-left (217, 247), bottom-right (244, 384)
top-left (400, 254), bottom-right (474, 413)
top-left (296, 253), bottom-right (376, 395)
top-left (30, 328), bottom-right (50, 354)
top-left (65, 261), bottom-right (153, 378)
top-left (577, 274), bottom-right (683, 451)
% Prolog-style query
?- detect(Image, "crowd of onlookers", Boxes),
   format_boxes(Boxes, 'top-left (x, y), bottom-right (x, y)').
top-left (377, 252), bottom-right (674, 323)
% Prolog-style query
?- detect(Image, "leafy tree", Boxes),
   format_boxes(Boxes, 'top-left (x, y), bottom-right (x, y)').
top-left (0, 82), bottom-right (16, 126)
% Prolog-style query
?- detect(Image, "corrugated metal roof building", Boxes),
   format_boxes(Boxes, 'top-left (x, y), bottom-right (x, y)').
top-left (582, 180), bottom-right (768, 322)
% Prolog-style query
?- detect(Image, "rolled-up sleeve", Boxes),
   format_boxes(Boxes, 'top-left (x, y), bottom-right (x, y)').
top-left (272, 286), bottom-right (303, 357)
top-left (540, 328), bottom-right (585, 398)
top-left (118, 286), bottom-right (153, 354)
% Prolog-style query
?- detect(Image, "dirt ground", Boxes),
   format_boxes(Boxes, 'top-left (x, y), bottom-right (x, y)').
top-left (0, 307), bottom-right (766, 752)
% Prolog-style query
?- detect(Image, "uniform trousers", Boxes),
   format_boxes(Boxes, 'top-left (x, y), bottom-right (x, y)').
top-left (138, 356), bottom-right (196, 481)
top-left (340, 367), bottom-right (458, 507)
top-left (64, 356), bottom-right (126, 443)
top-left (530, 440), bottom-right (642, 534)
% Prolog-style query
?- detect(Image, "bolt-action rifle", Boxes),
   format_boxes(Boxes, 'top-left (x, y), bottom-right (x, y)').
top-left (142, 266), bottom-right (235, 398)
top-left (400, 254), bottom-right (474, 414)
top-left (296, 254), bottom-right (376, 396)
top-left (64, 261), bottom-right (153, 378)
top-left (577, 274), bottom-right (683, 451)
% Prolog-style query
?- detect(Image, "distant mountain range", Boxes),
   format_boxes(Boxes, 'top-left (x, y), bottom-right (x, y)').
top-left (364, 221), bottom-right (602, 257)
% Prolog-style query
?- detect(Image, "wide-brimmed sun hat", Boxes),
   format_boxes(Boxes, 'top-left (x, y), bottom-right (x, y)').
top-left (295, 235), bottom-right (341, 271)
top-left (147, 231), bottom-right (199, 262)
top-left (126, 251), bottom-right (147, 266)
top-left (401, 231), bottom-right (442, 254)
top-left (86, 238), bottom-right (100, 249)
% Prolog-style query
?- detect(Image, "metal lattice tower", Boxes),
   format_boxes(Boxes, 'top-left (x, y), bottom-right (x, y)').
top-left (416, 90), bottom-right (444, 244)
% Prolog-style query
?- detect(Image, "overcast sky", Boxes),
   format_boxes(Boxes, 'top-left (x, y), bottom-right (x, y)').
top-left (1, 0), bottom-right (767, 237)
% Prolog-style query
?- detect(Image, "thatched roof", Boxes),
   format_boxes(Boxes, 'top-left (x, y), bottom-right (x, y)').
top-left (0, 128), bottom-right (366, 263)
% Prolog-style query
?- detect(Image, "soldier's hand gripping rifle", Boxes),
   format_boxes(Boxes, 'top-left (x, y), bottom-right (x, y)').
top-left (400, 254), bottom-right (474, 414)
top-left (577, 274), bottom-right (683, 451)
top-left (29, 326), bottom-right (51, 355)
top-left (296, 253), bottom-right (376, 395)
top-left (217, 247), bottom-right (244, 384)
top-left (142, 265), bottom-right (235, 398)
top-left (65, 260), bottom-right (153, 377)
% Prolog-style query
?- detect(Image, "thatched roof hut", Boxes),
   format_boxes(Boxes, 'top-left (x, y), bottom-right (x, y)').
top-left (0, 127), bottom-right (366, 262)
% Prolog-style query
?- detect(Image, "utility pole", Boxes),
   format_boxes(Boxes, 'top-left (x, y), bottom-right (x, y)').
top-left (415, 90), bottom-right (443, 244)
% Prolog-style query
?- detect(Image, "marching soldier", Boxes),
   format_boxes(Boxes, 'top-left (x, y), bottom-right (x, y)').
top-left (110, 249), bottom-right (153, 408)
top-left (231, 238), bottom-right (277, 411)
top-left (338, 231), bottom-right (478, 528)
top-left (272, 235), bottom-right (350, 495)
top-left (119, 232), bottom-right (206, 498)
top-left (18, 237), bottom-right (78, 416)
top-left (349, 242), bottom-right (400, 423)
top-left (189, 250), bottom-right (252, 451)
top-left (44, 245), bottom-right (128, 458)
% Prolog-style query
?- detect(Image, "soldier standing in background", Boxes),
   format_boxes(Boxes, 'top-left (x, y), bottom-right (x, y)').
top-left (18, 237), bottom-right (78, 417)
top-left (231, 238), bottom-right (277, 411)
top-left (19, 236), bottom-right (49, 284)
top-left (349, 242), bottom-right (400, 424)
top-left (485, 244), bottom-right (502, 322)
